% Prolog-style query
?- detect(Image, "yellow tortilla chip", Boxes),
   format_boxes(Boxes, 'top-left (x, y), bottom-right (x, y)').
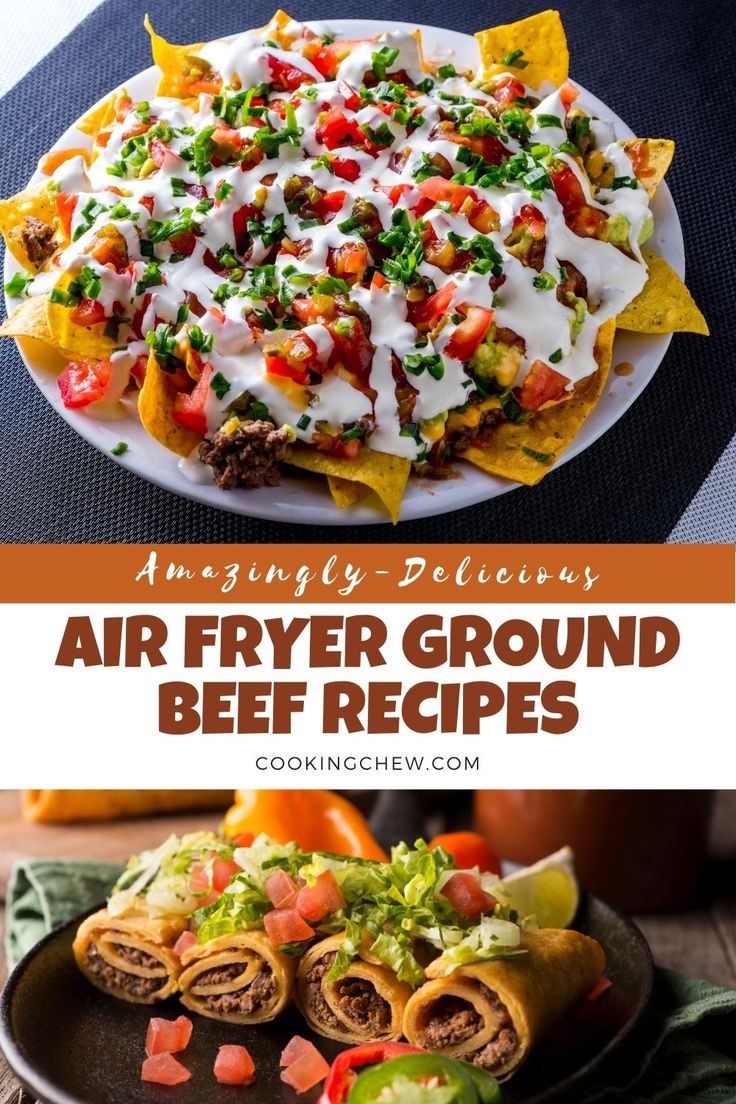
top-left (46, 273), bottom-right (116, 359)
top-left (77, 92), bottom-right (117, 138)
top-left (0, 185), bottom-right (58, 271)
top-left (144, 15), bottom-right (207, 98)
top-left (138, 350), bottom-right (202, 457)
top-left (475, 10), bottom-right (568, 90)
top-left (617, 249), bottom-right (708, 335)
top-left (460, 319), bottom-right (615, 486)
top-left (327, 474), bottom-right (371, 509)
top-left (0, 294), bottom-right (55, 345)
top-left (622, 139), bottom-right (675, 198)
top-left (287, 443), bottom-right (410, 523)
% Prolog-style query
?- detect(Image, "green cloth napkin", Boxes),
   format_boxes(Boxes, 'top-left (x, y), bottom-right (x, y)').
top-left (5, 858), bottom-right (123, 969)
top-left (4, 860), bottom-right (736, 1101)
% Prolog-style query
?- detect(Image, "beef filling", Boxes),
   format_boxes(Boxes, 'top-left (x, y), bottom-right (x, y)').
top-left (85, 944), bottom-right (163, 998)
top-left (20, 216), bottom-right (56, 265)
top-left (199, 420), bottom-right (290, 490)
top-left (421, 985), bottom-right (519, 1071)
top-left (334, 977), bottom-right (391, 1032)
top-left (113, 943), bottom-right (160, 969)
top-left (304, 952), bottom-right (342, 1030)
top-left (202, 965), bottom-right (276, 1015)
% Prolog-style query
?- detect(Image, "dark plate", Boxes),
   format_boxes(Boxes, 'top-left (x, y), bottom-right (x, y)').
top-left (0, 894), bottom-right (653, 1104)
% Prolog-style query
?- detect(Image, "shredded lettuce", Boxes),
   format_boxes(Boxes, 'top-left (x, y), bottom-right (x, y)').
top-left (108, 831), bottom-right (231, 918)
top-left (428, 917), bottom-right (527, 977)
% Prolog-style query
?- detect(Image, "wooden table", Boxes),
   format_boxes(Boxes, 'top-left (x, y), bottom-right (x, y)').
top-left (1, 791), bottom-right (734, 1102)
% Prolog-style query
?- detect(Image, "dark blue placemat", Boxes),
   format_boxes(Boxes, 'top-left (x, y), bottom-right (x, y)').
top-left (0, 0), bottom-right (732, 543)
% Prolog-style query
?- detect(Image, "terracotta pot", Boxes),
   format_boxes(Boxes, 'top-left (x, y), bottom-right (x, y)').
top-left (473, 791), bottom-right (715, 912)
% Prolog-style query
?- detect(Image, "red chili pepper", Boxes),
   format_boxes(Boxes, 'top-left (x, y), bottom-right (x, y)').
top-left (318, 1043), bottom-right (425, 1104)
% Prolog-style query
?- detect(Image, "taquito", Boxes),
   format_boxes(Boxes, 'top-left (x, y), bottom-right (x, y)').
top-left (402, 928), bottom-right (605, 1080)
top-left (178, 930), bottom-right (296, 1024)
top-left (23, 789), bottom-right (231, 823)
top-left (73, 908), bottom-right (186, 1004)
top-left (296, 933), bottom-right (412, 1044)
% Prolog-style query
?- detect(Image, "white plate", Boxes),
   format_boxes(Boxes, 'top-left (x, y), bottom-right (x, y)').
top-left (4, 18), bottom-right (684, 526)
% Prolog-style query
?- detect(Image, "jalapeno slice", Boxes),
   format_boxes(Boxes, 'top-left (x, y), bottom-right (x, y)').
top-left (347, 1054), bottom-right (480, 1103)
top-left (463, 1063), bottom-right (503, 1104)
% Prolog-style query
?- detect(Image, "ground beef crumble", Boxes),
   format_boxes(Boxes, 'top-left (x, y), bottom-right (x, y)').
top-left (20, 216), bottom-right (55, 265)
top-left (334, 977), bottom-right (390, 1032)
top-left (85, 943), bottom-right (163, 998)
top-left (198, 964), bottom-right (276, 1015)
top-left (199, 420), bottom-right (290, 490)
top-left (419, 983), bottom-right (519, 1071)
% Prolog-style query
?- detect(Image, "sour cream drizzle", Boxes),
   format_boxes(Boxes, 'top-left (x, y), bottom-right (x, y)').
top-left (46, 18), bottom-right (651, 463)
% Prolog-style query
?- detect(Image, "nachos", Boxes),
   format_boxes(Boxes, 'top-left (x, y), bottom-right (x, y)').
top-left (0, 9), bottom-right (707, 521)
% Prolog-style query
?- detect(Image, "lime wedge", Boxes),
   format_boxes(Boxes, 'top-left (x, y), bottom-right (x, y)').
top-left (491, 846), bottom-right (579, 928)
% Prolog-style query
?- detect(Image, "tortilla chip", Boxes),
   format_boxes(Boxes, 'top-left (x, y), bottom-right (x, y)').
top-left (460, 318), bottom-right (615, 486)
top-left (46, 273), bottom-right (116, 359)
top-left (327, 474), bottom-right (371, 509)
top-left (622, 139), bottom-right (675, 198)
top-left (138, 350), bottom-right (202, 456)
top-left (77, 93), bottom-right (117, 138)
top-left (0, 185), bottom-right (58, 271)
top-left (0, 294), bottom-right (54, 345)
top-left (475, 10), bottom-right (568, 90)
top-left (617, 249), bottom-right (708, 335)
top-left (144, 15), bottom-right (207, 98)
top-left (287, 443), bottom-right (410, 523)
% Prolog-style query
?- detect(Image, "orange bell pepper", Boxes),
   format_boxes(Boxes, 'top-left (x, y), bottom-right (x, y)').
top-left (223, 790), bottom-right (388, 861)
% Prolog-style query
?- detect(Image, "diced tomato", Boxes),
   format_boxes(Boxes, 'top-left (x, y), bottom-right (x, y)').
top-left (168, 230), bottom-right (197, 256)
top-left (559, 80), bottom-right (580, 113)
top-left (492, 75), bottom-right (527, 105)
top-left (57, 357), bottom-right (112, 409)
top-left (441, 872), bottom-right (497, 918)
top-left (311, 189), bottom-right (347, 221)
top-left (263, 907), bottom-right (315, 947)
top-left (130, 353), bottom-right (148, 387)
top-left (327, 316), bottom-right (373, 380)
top-left (467, 198), bottom-right (499, 234)
top-left (280, 1039), bottom-right (330, 1093)
top-left (314, 431), bottom-right (363, 461)
top-left (212, 857), bottom-right (241, 893)
top-left (139, 194), bottom-right (155, 215)
top-left (303, 39), bottom-right (360, 80)
top-left (55, 192), bottom-right (77, 240)
top-left (214, 1045), bottom-right (256, 1086)
top-left (292, 297), bottom-right (334, 325)
top-left (145, 1015), bottom-right (193, 1058)
top-left (429, 831), bottom-right (501, 874)
top-left (329, 241), bottom-right (369, 282)
top-left (331, 157), bottom-right (360, 182)
top-left (230, 831), bottom-right (254, 848)
top-left (148, 137), bottom-right (169, 168)
top-left (549, 163), bottom-right (587, 218)
top-left (265, 869), bottom-right (302, 909)
top-left (316, 108), bottom-right (363, 150)
top-left (515, 203), bottom-right (547, 240)
top-left (337, 80), bottom-right (361, 112)
top-left (518, 358), bottom-right (570, 410)
top-left (370, 270), bottom-right (387, 291)
top-left (113, 90), bottom-right (133, 121)
top-left (189, 860), bottom-right (220, 906)
top-left (376, 182), bottom-right (414, 207)
top-left (211, 126), bottom-right (244, 165)
top-left (265, 351), bottom-right (310, 385)
top-left (141, 1053), bottom-right (191, 1085)
top-left (173, 931), bottom-right (197, 958)
top-left (409, 281), bottom-right (456, 328)
top-left (568, 205), bottom-right (608, 238)
top-left (267, 54), bottom-right (313, 91)
top-left (295, 870), bottom-right (346, 922)
top-left (453, 131), bottom-right (509, 166)
top-left (68, 298), bottom-right (106, 327)
top-left (415, 176), bottom-right (475, 216)
top-left (172, 363), bottom-right (213, 436)
top-left (89, 227), bottom-right (129, 271)
top-left (444, 305), bottom-right (494, 361)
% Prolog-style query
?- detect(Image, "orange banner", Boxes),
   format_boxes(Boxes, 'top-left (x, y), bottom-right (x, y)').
top-left (0, 544), bottom-right (732, 603)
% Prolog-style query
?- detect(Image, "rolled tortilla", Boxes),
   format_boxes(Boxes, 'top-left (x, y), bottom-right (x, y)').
top-left (402, 928), bottom-right (605, 1081)
top-left (73, 908), bottom-right (186, 1004)
top-left (296, 933), bottom-right (412, 1044)
top-left (23, 789), bottom-right (231, 822)
top-left (178, 930), bottom-right (296, 1024)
